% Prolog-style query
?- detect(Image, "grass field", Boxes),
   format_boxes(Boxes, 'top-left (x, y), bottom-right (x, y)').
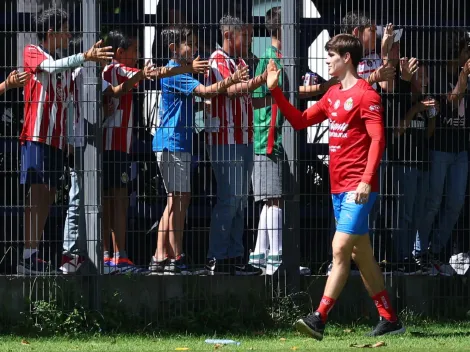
top-left (1, 322), bottom-right (470, 351)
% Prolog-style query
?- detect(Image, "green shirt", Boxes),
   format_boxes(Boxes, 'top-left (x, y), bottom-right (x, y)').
top-left (253, 46), bottom-right (284, 156)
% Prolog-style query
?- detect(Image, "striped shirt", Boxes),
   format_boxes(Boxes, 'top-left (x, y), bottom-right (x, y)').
top-left (102, 61), bottom-right (140, 153)
top-left (357, 52), bottom-right (382, 89)
top-left (205, 49), bottom-right (253, 145)
top-left (20, 45), bottom-right (72, 150)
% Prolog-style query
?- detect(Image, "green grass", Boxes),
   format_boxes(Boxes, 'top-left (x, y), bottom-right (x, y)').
top-left (1, 323), bottom-right (470, 351)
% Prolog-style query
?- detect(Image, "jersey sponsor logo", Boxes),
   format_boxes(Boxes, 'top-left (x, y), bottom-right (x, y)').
top-left (330, 120), bottom-right (349, 138)
top-left (369, 104), bottom-right (381, 112)
top-left (344, 97), bottom-right (354, 111)
top-left (443, 117), bottom-right (465, 127)
top-left (333, 99), bottom-right (341, 110)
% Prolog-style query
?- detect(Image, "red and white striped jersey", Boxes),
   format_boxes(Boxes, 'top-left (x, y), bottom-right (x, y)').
top-left (20, 45), bottom-right (72, 150)
top-left (204, 49), bottom-right (253, 145)
top-left (101, 61), bottom-right (140, 153)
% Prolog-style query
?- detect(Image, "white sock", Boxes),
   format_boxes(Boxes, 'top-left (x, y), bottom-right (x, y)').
top-left (23, 248), bottom-right (38, 259)
top-left (267, 206), bottom-right (283, 256)
top-left (253, 204), bottom-right (269, 256)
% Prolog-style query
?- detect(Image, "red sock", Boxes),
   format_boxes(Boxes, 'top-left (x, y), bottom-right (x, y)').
top-left (316, 296), bottom-right (336, 323)
top-left (372, 290), bottom-right (397, 322)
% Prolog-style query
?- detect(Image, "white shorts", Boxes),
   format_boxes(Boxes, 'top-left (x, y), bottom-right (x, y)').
top-left (156, 151), bottom-right (191, 193)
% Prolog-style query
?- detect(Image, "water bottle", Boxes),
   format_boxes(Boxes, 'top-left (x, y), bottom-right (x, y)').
top-left (205, 339), bottom-right (241, 346)
top-left (425, 95), bottom-right (438, 119)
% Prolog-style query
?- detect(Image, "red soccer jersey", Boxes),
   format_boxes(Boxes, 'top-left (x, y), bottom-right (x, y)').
top-left (205, 49), bottom-right (253, 145)
top-left (271, 79), bottom-right (385, 193)
top-left (20, 45), bottom-right (73, 150)
top-left (101, 61), bottom-right (140, 153)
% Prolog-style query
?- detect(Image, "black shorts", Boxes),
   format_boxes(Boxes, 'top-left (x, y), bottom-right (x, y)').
top-left (102, 151), bottom-right (132, 190)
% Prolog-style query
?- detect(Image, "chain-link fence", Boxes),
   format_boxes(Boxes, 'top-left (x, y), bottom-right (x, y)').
top-left (0, 0), bottom-right (469, 327)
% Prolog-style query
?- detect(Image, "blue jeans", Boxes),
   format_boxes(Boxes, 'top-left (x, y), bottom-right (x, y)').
top-left (63, 149), bottom-right (87, 256)
top-left (416, 150), bottom-right (468, 255)
top-left (393, 165), bottom-right (429, 261)
top-left (207, 144), bottom-right (254, 260)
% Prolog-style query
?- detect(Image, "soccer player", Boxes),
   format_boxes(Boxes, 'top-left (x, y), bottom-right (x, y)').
top-left (0, 70), bottom-right (31, 95)
top-left (267, 34), bottom-right (405, 338)
top-left (102, 28), bottom-right (209, 273)
top-left (18, 8), bottom-right (114, 275)
top-left (149, 27), bottom-right (248, 274)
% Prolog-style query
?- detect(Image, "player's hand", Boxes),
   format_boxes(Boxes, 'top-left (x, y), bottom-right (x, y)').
top-left (381, 23), bottom-right (395, 53)
top-left (232, 64), bottom-right (249, 83)
top-left (6, 70), bottom-right (31, 88)
top-left (84, 40), bottom-right (114, 63)
top-left (400, 57), bottom-right (418, 81)
top-left (191, 56), bottom-right (210, 74)
top-left (372, 65), bottom-right (396, 83)
top-left (267, 59), bottom-right (281, 90)
top-left (355, 182), bottom-right (371, 205)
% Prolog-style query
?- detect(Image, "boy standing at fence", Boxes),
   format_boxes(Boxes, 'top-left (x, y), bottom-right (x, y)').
top-left (267, 34), bottom-right (405, 339)
top-left (150, 27), bottom-right (247, 274)
top-left (102, 29), bottom-right (209, 273)
top-left (17, 8), bottom-right (114, 275)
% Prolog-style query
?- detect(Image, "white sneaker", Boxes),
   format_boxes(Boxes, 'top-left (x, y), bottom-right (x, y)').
top-left (248, 252), bottom-right (267, 269)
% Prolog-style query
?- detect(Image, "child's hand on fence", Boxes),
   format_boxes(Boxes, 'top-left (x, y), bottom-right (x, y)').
top-left (84, 40), bottom-right (114, 63)
top-left (191, 56), bottom-right (210, 74)
top-left (6, 70), bottom-right (31, 88)
top-left (232, 64), bottom-right (249, 83)
top-left (142, 60), bottom-right (157, 80)
top-left (267, 59), bottom-right (281, 90)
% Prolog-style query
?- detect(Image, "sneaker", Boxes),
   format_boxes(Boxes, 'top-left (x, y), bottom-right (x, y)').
top-left (395, 258), bottom-right (428, 276)
top-left (164, 253), bottom-right (191, 275)
top-left (367, 317), bottom-right (406, 336)
top-left (104, 256), bottom-right (116, 275)
top-left (266, 254), bottom-right (282, 275)
top-left (59, 254), bottom-right (86, 274)
top-left (294, 311), bottom-right (325, 341)
top-left (248, 252), bottom-right (267, 269)
top-left (111, 257), bottom-right (148, 274)
top-left (148, 256), bottom-right (168, 274)
top-left (415, 253), bottom-right (442, 276)
top-left (203, 258), bottom-right (231, 275)
top-left (17, 253), bottom-right (58, 275)
top-left (233, 257), bottom-right (263, 276)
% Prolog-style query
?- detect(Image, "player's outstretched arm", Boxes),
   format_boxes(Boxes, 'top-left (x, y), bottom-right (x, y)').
top-left (267, 59), bottom-right (327, 130)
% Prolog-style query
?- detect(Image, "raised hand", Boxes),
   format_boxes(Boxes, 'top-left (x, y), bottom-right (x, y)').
top-left (191, 56), bottom-right (210, 74)
top-left (266, 59), bottom-right (281, 90)
top-left (142, 60), bottom-right (158, 79)
top-left (6, 70), bottom-right (31, 88)
top-left (372, 65), bottom-right (396, 83)
top-left (84, 39), bottom-right (114, 63)
top-left (381, 23), bottom-right (395, 54)
top-left (400, 57), bottom-right (418, 81)
top-left (232, 64), bottom-right (250, 83)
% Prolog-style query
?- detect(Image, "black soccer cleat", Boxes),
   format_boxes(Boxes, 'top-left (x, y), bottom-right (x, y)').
top-left (367, 317), bottom-right (406, 337)
top-left (294, 311), bottom-right (325, 341)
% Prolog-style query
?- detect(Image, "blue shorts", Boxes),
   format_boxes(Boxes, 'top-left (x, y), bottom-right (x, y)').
top-left (103, 151), bottom-right (131, 190)
top-left (332, 191), bottom-right (378, 235)
top-left (20, 141), bottom-right (65, 188)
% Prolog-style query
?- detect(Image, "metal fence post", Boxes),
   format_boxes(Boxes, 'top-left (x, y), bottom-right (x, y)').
top-left (281, 0), bottom-right (301, 295)
top-left (82, 0), bottom-right (102, 310)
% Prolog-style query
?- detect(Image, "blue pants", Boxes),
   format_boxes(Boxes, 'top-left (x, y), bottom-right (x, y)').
top-left (393, 165), bottom-right (428, 261)
top-left (207, 144), bottom-right (254, 260)
top-left (63, 148), bottom-right (87, 256)
top-left (416, 150), bottom-right (468, 255)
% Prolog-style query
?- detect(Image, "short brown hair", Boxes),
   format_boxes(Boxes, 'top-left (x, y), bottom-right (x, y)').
top-left (325, 34), bottom-right (363, 68)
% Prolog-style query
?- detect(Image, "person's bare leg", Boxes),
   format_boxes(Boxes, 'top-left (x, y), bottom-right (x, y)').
top-left (24, 184), bottom-right (56, 253)
top-left (111, 187), bottom-right (128, 256)
top-left (102, 194), bottom-right (112, 257)
top-left (351, 234), bottom-right (385, 295)
top-left (155, 202), bottom-right (170, 260)
top-left (168, 192), bottom-right (191, 257)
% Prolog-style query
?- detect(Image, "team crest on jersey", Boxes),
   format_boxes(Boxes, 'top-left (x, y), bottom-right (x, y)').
top-left (333, 99), bottom-right (341, 110)
top-left (343, 97), bottom-right (354, 111)
top-left (367, 60), bottom-right (373, 67)
top-left (121, 172), bottom-right (129, 184)
top-left (55, 85), bottom-right (65, 102)
top-left (369, 104), bottom-right (381, 112)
